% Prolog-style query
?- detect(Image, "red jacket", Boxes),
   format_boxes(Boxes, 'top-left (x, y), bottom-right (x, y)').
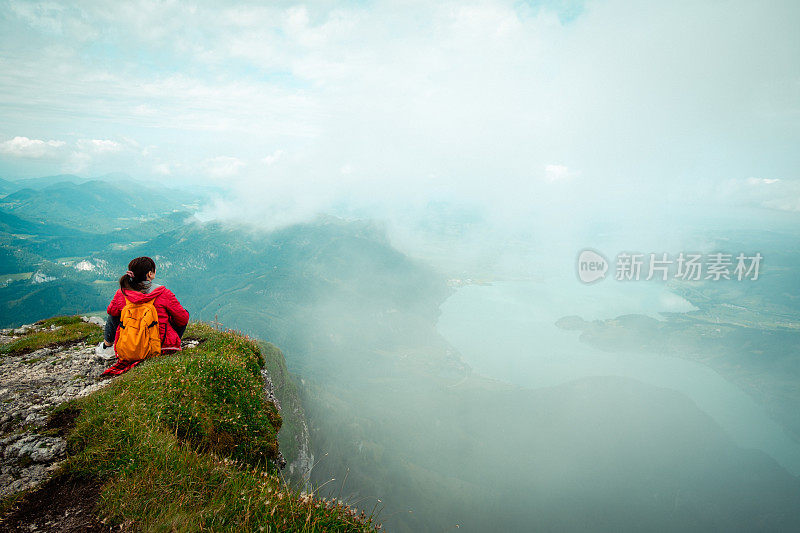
top-left (107, 285), bottom-right (189, 353)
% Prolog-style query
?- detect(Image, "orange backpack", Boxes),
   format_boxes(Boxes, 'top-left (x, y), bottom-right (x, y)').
top-left (116, 296), bottom-right (162, 362)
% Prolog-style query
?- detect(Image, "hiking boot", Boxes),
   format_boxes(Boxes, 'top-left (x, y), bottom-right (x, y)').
top-left (94, 341), bottom-right (116, 361)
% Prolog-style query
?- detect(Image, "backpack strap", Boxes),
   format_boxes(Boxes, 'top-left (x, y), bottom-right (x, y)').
top-left (118, 296), bottom-right (132, 329)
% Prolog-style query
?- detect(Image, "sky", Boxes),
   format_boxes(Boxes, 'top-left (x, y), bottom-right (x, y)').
top-left (0, 0), bottom-right (799, 235)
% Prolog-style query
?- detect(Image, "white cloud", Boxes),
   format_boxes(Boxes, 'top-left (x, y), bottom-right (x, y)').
top-left (64, 150), bottom-right (91, 173)
top-left (203, 156), bottom-right (246, 179)
top-left (153, 163), bottom-right (171, 175)
top-left (0, 136), bottom-right (65, 158)
top-left (711, 176), bottom-right (800, 213)
top-left (133, 104), bottom-right (158, 116)
top-left (262, 149), bottom-right (284, 165)
top-left (544, 164), bottom-right (572, 182)
top-left (8, 1), bottom-right (66, 35)
top-left (57, 138), bottom-right (125, 173)
top-left (77, 139), bottom-right (122, 153)
top-left (747, 177), bottom-right (780, 185)
top-left (747, 178), bottom-right (800, 212)
top-left (0, 1), bottom-right (798, 231)
top-left (764, 196), bottom-right (800, 212)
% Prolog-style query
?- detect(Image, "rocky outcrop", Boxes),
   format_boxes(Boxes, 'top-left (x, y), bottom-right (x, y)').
top-left (0, 319), bottom-right (112, 499)
top-left (259, 344), bottom-right (314, 485)
top-left (260, 367), bottom-right (311, 477)
top-left (2, 318), bottom-right (296, 515)
top-left (260, 368), bottom-right (288, 471)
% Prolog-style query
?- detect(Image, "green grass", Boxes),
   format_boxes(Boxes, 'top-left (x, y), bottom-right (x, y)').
top-left (0, 272), bottom-right (32, 282)
top-left (57, 322), bottom-right (379, 532)
top-left (0, 315), bottom-right (102, 356)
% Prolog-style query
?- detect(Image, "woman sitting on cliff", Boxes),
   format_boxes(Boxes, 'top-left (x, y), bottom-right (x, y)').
top-left (96, 256), bottom-right (189, 376)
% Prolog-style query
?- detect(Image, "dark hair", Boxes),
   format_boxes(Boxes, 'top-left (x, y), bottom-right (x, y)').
top-left (119, 256), bottom-right (156, 293)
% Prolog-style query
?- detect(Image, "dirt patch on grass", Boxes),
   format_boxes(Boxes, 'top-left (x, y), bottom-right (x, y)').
top-left (0, 474), bottom-right (116, 532)
top-left (45, 405), bottom-right (82, 437)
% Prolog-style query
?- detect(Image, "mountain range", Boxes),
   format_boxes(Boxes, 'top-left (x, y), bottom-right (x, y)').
top-left (2, 174), bottom-right (800, 531)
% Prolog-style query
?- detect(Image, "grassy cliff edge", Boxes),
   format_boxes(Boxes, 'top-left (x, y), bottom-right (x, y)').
top-left (4, 319), bottom-right (379, 532)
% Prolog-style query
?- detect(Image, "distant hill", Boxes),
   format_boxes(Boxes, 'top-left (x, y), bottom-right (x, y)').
top-left (8, 174), bottom-right (88, 190)
top-left (3, 182), bottom-right (800, 531)
top-left (0, 278), bottom-right (107, 325)
top-left (0, 177), bottom-right (17, 195)
top-left (0, 210), bottom-right (93, 273)
top-left (0, 180), bottom-right (187, 232)
top-left (2, 173), bottom-right (190, 195)
top-left (0, 208), bottom-right (79, 236)
top-left (0, 245), bottom-right (44, 275)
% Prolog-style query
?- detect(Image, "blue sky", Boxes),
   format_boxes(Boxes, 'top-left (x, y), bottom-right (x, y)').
top-left (0, 0), bottom-right (798, 231)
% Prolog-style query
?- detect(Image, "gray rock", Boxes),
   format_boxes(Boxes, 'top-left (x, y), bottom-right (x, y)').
top-left (0, 328), bottom-right (112, 499)
top-left (82, 315), bottom-right (106, 327)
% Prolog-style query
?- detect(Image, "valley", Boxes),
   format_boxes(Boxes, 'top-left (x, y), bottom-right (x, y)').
top-left (1, 175), bottom-right (800, 531)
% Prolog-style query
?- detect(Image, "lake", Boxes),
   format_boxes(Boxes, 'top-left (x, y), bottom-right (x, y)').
top-left (437, 275), bottom-right (800, 476)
